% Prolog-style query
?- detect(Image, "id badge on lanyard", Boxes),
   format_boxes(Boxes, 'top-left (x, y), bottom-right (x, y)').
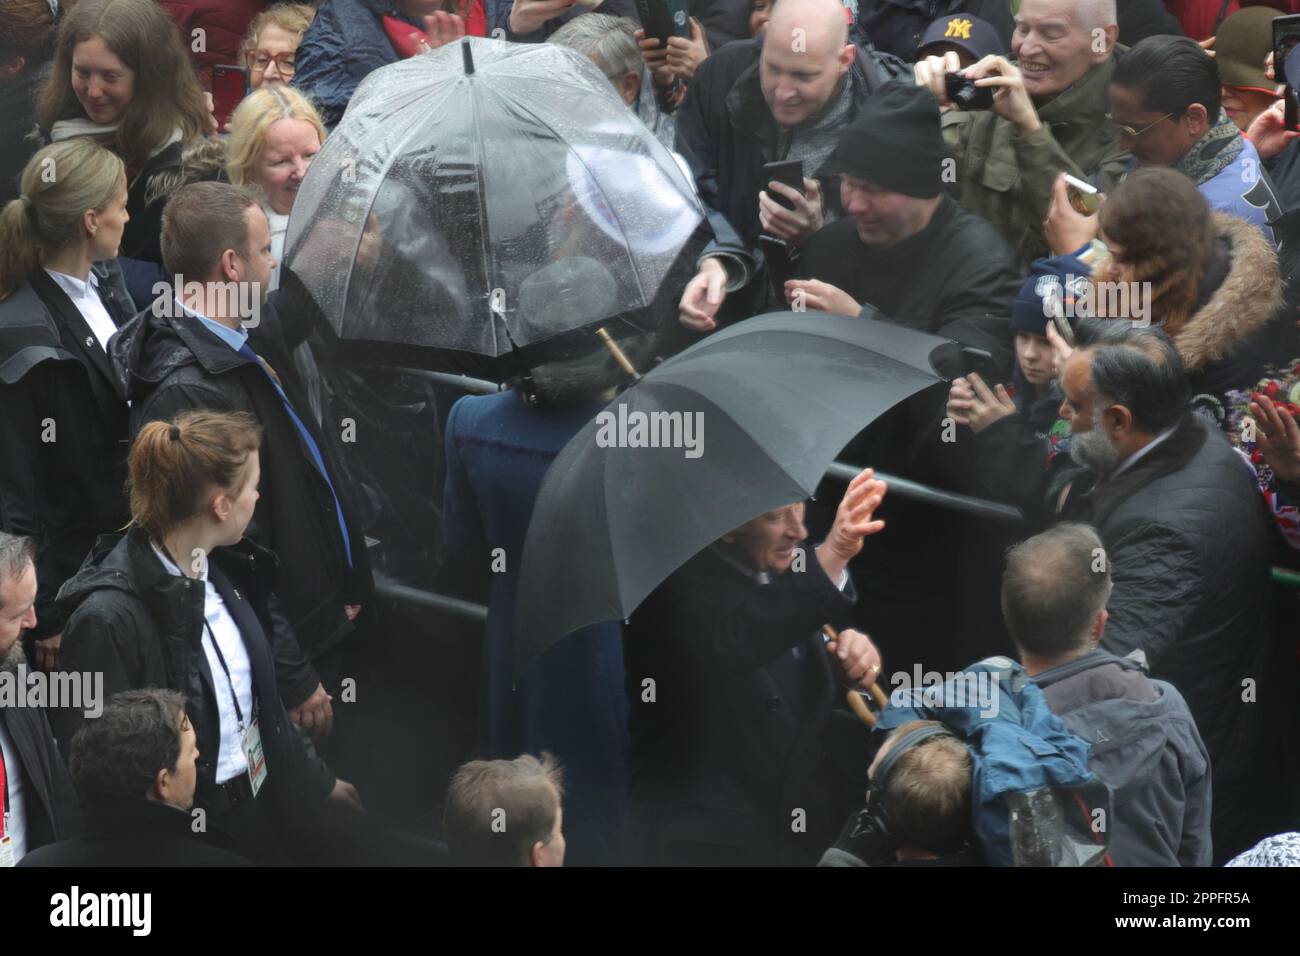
top-left (242, 711), bottom-right (268, 798)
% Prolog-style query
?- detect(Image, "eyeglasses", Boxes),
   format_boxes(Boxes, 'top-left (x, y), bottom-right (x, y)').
top-left (245, 51), bottom-right (296, 76)
top-left (1105, 112), bottom-right (1173, 138)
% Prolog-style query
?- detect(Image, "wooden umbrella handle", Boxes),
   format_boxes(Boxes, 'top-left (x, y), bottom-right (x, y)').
top-left (846, 688), bottom-right (877, 727)
top-left (823, 624), bottom-right (887, 727)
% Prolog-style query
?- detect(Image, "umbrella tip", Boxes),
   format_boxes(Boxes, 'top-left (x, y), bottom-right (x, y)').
top-left (461, 38), bottom-right (474, 75)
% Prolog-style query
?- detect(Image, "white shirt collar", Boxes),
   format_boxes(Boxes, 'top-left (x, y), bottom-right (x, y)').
top-left (150, 540), bottom-right (211, 583)
top-left (44, 267), bottom-right (98, 296)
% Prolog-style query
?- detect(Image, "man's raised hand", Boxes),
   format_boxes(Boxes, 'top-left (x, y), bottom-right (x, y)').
top-left (816, 468), bottom-right (887, 583)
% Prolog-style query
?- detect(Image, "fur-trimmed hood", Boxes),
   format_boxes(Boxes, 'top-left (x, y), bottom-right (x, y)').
top-left (140, 135), bottom-right (227, 208)
top-left (1089, 212), bottom-right (1280, 372)
top-left (1176, 212), bottom-right (1281, 372)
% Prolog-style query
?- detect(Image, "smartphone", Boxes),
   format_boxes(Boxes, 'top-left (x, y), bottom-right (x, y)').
top-left (211, 64), bottom-right (248, 130)
top-left (960, 346), bottom-right (1001, 385)
top-left (1062, 173), bottom-right (1100, 215)
top-left (1273, 15), bottom-right (1300, 130)
top-left (760, 234), bottom-right (795, 292)
top-left (763, 159), bottom-right (805, 210)
top-left (635, 0), bottom-right (691, 47)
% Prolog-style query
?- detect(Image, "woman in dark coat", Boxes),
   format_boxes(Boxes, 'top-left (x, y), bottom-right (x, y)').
top-left (0, 139), bottom-right (135, 664)
top-left (53, 410), bottom-right (364, 863)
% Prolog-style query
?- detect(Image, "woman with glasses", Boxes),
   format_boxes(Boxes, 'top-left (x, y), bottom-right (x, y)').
top-left (36, 0), bottom-right (223, 310)
top-left (239, 3), bottom-right (318, 90)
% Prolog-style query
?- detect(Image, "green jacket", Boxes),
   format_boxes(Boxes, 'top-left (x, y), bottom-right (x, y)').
top-left (941, 55), bottom-right (1130, 260)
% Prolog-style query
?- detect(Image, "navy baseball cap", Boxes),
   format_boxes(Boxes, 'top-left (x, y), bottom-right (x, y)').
top-left (916, 13), bottom-right (1004, 63)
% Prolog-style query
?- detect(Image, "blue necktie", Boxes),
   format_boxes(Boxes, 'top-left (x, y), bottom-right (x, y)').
top-left (237, 341), bottom-right (353, 567)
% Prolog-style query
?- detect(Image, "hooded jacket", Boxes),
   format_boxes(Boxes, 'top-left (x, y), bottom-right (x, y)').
top-left (52, 529), bottom-right (336, 826)
top-left (941, 54), bottom-right (1130, 260)
top-left (1032, 650), bottom-right (1213, 867)
top-left (109, 294), bottom-right (372, 694)
top-left (0, 264), bottom-right (135, 639)
top-left (1089, 211), bottom-right (1283, 431)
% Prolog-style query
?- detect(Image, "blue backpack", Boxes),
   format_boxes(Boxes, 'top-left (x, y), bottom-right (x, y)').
top-left (876, 657), bottom-right (1111, 866)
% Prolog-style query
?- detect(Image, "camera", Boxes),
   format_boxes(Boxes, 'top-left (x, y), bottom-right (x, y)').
top-left (944, 72), bottom-right (994, 111)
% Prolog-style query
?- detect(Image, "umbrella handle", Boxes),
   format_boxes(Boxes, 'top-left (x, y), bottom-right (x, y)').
top-left (822, 623), bottom-right (888, 728)
top-left (597, 327), bottom-right (641, 381)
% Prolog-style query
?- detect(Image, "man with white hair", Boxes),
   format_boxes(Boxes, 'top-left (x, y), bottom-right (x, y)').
top-left (913, 0), bottom-right (1129, 259)
top-left (548, 13), bottom-right (677, 151)
top-left (675, 0), bottom-right (909, 331)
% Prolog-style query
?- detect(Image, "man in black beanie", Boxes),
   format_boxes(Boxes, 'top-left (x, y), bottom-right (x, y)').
top-left (788, 81), bottom-right (1023, 371)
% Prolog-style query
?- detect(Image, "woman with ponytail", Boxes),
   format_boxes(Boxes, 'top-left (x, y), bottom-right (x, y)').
top-left (54, 410), bottom-right (364, 863)
top-left (37, 0), bottom-right (223, 308)
top-left (0, 139), bottom-right (136, 668)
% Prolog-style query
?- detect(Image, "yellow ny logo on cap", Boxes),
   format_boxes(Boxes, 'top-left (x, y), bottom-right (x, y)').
top-left (944, 17), bottom-right (973, 39)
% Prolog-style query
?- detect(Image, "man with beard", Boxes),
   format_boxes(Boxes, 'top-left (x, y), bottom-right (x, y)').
top-left (0, 533), bottom-right (81, 864)
top-left (913, 0), bottom-right (1129, 260)
top-left (1053, 321), bottom-right (1289, 862)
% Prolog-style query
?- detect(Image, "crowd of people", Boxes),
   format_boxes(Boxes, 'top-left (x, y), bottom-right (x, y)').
top-left (3, 0), bottom-right (1300, 869)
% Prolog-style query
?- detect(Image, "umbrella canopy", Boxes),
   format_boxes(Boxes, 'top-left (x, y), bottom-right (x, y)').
top-left (284, 37), bottom-right (703, 375)
top-left (514, 310), bottom-right (964, 676)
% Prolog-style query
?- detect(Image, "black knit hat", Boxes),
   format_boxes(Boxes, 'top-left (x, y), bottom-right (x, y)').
top-left (827, 81), bottom-right (944, 198)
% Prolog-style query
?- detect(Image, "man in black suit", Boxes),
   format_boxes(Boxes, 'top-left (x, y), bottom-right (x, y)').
top-left (625, 469), bottom-right (888, 866)
top-left (0, 533), bottom-right (81, 865)
top-left (20, 689), bottom-right (249, 867)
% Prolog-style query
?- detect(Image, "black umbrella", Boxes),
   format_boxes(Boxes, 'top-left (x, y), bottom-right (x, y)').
top-left (514, 309), bottom-right (963, 676)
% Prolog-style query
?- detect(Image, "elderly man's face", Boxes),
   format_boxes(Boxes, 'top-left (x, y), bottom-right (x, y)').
top-left (0, 562), bottom-right (37, 666)
top-left (1012, 0), bottom-right (1107, 100)
top-left (1060, 351), bottom-right (1123, 473)
top-left (721, 502), bottom-right (808, 574)
top-left (840, 175), bottom-right (937, 248)
top-left (760, 7), bottom-right (854, 129)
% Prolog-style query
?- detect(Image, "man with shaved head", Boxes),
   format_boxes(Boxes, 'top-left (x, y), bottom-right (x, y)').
top-left (912, 0), bottom-right (1129, 259)
top-left (674, 0), bottom-right (910, 332)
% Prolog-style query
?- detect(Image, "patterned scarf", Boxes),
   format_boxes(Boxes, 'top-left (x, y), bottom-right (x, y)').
top-left (1175, 109), bottom-right (1242, 186)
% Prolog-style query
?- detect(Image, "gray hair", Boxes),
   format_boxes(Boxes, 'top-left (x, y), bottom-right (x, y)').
top-left (1002, 523), bottom-right (1114, 658)
top-left (1076, 0), bottom-right (1118, 32)
top-left (0, 532), bottom-right (35, 607)
top-left (548, 13), bottom-right (642, 80)
top-left (1073, 320), bottom-right (1189, 433)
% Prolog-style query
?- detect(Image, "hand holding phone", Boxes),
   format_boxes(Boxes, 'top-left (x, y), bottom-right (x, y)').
top-left (762, 159), bottom-right (805, 211)
top-left (1062, 173), bottom-right (1100, 216)
top-left (211, 64), bottom-right (248, 131)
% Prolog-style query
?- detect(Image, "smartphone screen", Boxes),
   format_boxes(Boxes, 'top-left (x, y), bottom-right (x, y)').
top-left (211, 65), bottom-right (248, 130)
top-left (763, 159), bottom-right (805, 210)
top-left (1273, 15), bottom-right (1300, 130)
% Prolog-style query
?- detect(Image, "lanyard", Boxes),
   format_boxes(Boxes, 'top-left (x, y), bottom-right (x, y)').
top-left (156, 540), bottom-right (252, 735)
top-left (203, 618), bottom-right (248, 735)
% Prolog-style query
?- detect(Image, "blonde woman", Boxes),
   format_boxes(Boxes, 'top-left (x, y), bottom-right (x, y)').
top-left (226, 84), bottom-right (326, 290)
top-left (0, 139), bottom-right (135, 668)
top-left (240, 3), bottom-right (318, 89)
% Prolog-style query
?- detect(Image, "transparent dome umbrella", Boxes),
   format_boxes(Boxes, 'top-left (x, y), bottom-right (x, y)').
top-left (284, 37), bottom-right (704, 376)
top-left (513, 311), bottom-right (964, 677)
